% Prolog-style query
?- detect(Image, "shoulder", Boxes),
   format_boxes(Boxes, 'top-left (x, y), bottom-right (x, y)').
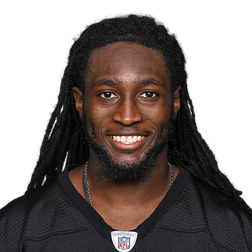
top-left (189, 174), bottom-right (252, 218)
top-left (0, 183), bottom-right (51, 250)
top-left (161, 170), bottom-right (252, 250)
top-left (0, 180), bottom-right (90, 251)
top-left (189, 175), bottom-right (252, 250)
top-left (0, 182), bottom-right (53, 227)
top-left (0, 180), bottom-right (60, 220)
top-left (0, 182), bottom-right (60, 242)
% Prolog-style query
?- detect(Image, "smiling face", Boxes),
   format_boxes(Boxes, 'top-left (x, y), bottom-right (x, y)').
top-left (74, 42), bottom-right (180, 181)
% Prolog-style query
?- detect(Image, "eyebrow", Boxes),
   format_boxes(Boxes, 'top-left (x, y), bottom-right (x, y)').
top-left (94, 78), bottom-right (164, 87)
top-left (139, 78), bottom-right (164, 86)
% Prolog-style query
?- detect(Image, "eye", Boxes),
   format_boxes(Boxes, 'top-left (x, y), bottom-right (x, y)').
top-left (139, 91), bottom-right (157, 99)
top-left (100, 92), bottom-right (117, 99)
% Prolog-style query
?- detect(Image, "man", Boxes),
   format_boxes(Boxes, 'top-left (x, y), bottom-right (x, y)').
top-left (1, 14), bottom-right (252, 251)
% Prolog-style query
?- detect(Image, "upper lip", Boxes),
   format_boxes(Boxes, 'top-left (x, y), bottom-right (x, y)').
top-left (107, 133), bottom-right (148, 136)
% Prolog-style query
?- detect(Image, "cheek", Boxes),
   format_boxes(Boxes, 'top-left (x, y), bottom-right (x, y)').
top-left (88, 106), bottom-right (111, 123)
top-left (84, 104), bottom-right (112, 135)
top-left (85, 100), bottom-right (100, 122)
top-left (85, 96), bottom-right (112, 118)
top-left (146, 101), bottom-right (172, 124)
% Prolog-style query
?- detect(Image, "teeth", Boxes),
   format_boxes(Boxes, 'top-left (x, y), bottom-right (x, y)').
top-left (121, 136), bottom-right (126, 143)
top-left (133, 136), bottom-right (138, 142)
top-left (112, 135), bottom-right (144, 144)
top-left (127, 136), bottom-right (133, 144)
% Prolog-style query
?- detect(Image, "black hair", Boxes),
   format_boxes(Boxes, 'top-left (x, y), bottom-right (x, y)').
top-left (27, 14), bottom-right (240, 197)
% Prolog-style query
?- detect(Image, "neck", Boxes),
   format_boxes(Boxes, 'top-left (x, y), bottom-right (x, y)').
top-left (68, 147), bottom-right (179, 230)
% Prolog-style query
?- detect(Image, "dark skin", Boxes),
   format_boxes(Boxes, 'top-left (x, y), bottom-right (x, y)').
top-left (71, 42), bottom-right (181, 230)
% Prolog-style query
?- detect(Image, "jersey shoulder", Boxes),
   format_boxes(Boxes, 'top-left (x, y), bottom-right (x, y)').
top-left (191, 175), bottom-right (252, 250)
top-left (0, 180), bottom-right (93, 251)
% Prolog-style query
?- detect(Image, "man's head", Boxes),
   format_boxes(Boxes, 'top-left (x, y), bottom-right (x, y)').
top-left (73, 42), bottom-right (180, 182)
top-left (66, 13), bottom-right (187, 173)
top-left (27, 14), bottom-right (239, 198)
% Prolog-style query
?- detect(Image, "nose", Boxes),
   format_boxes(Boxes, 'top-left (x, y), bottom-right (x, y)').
top-left (112, 97), bottom-right (143, 125)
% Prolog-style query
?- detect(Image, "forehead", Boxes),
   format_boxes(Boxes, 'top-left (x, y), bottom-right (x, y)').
top-left (86, 42), bottom-right (170, 84)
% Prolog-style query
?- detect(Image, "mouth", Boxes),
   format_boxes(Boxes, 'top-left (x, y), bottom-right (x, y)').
top-left (111, 135), bottom-right (144, 144)
top-left (109, 135), bottom-right (147, 150)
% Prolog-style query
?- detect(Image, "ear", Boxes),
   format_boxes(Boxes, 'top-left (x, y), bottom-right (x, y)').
top-left (73, 87), bottom-right (83, 116)
top-left (173, 86), bottom-right (181, 115)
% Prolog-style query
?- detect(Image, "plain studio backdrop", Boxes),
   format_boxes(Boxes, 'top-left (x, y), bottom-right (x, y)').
top-left (0, 1), bottom-right (251, 209)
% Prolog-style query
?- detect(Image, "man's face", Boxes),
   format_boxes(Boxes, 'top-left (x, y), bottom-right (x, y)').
top-left (79, 42), bottom-right (179, 181)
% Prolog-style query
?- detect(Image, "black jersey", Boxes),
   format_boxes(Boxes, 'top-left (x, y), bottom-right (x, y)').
top-left (1, 166), bottom-right (252, 251)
